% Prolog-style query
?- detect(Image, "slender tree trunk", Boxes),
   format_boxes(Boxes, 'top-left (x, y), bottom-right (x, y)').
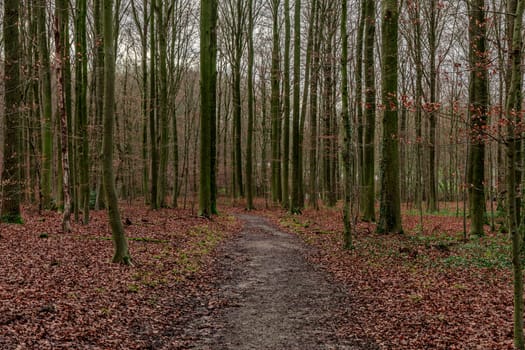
top-left (37, 0), bottom-right (54, 209)
top-left (74, 0), bottom-right (90, 223)
top-left (103, 0), bottom-right (131, 265)
top-left (309, 0), bottom-right (321, 210)
top-left (282, 0), bottom-right (291, 208)
top-left (94, 0), bottom-right (106, 210)
top-left (246, 0), bottom-right (255, 210)
top-left (149, 0), bottom-right (159, 210)
top-left (271, 0), bottom-right (282, 203)
top-left (427, 0), bottom-right (438, 212)
top-left (362, 0), bottom-right (376, 221)
top-left (341, 0), bottom-right (353, 249)
top-left (356, 0), bottom-right (365, 216)
top-left (290, 0), bottom-right (301, 213)
top-left (158, 2), bottom-right (170, 208)
top-left (53, 15), bottom-right (72, 233)
top-left (299, 0), bottom-right (317, 208)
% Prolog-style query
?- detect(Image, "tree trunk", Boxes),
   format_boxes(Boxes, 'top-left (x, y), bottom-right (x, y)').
top-left (290, 0), bottom-right (301, 213)
top-left (506, 0), bottom-right (525, 348)
top-left (246, 0), bottom-right (255, 210)
top-left (37, 0), bottom-right (54, 209)
top-left (361, 0), bottom-right (376, 221)
top-left (103, 0), bottom-right (131, 264)
top-left (158, 2), bottom-right (170, 208)
top-left (308, 0), bottom-right (321, 210)
top-left (271, 0), bottom-right (282, 203)
top-left (53, 15), bottom-right (72, 233)
top-left (149, 0), bottom-right (159, 210)
top-left (356, 0), bottom-right (365, 216)
top-left (427, 0), bottom-right (438, 212)
top-left (377, 0), bottom-right (403, 234)
top-left (199, 0), bottom-right (218, 217)
top-left (467, 0), bottom-right (488, 237)
top-left (94, 0), bottom-right (106, 210)
top-left (74, 0), bottom-right (90, 223)
top-left (1, 0), bottom-right (22, 223)
top-left (341, 0), bottom-right (353, 249)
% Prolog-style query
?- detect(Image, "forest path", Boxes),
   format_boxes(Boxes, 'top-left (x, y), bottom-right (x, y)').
top-left (188, 214), bottom-right (377, 350)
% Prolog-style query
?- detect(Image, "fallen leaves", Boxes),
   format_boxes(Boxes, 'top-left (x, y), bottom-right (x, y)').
top-left (260, 203), bottom-right (516, 349)
top-left (0, 205), bottom-right (241, 349)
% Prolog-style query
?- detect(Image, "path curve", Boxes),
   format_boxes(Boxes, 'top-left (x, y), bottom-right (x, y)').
top-left (189, 214), bottom-right (377, 349)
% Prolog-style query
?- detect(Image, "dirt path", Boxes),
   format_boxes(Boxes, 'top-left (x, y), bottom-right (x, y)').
top-left (187, 214), bottom-right (378, 350)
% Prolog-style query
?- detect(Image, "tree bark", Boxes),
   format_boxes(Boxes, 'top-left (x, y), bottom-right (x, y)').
top-left (53, 15), bottom-right (72, 233)
top-left (270, 0), bottom-right (282, 203)
top-left (341, 0), bottom-right (353, 249)
top-left (199, 0), bottom-right (218, 217)
top-left (377, 0), bottom-right (403, 234)
top-left (103, 0), bottom-right (131, 264)
top-left (246, 0), bottom-right (255, 210)
top-left (1, 0), bottom-right (22, 223)
top-left (290, 0), bottom-right (301, 213)
top-left (467, 0), bottom-right (488, 237)
top-left (506, 0), bottom-right (524, 348)
top-left (361, 0), bottom-right (376, 221)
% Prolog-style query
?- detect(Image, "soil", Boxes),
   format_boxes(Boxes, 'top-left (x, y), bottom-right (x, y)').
top-left (186, 214), bottom-right (378, 350)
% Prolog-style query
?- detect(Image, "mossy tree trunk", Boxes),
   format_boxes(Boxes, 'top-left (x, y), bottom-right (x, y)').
top-left (355, 0), bottom-right (365, 216)
top-left (506, 0), bottom-right (524, 348)
top-left (199, 0), bottom-right (218, 217)
top-left (361, 0), bottom-right (376, 221)
top-left (1, 0), bottom-right (22, 223)
top-left (341, 0), bottom-right (353, 249)
top-left (74, 0), bottom-right (90, 224)
top-left (37, 0), bottom-right (54, 210)
top-left (377, 0), bottom-right (403, 234)
top-left (467, 0), bottom-right (488, 237)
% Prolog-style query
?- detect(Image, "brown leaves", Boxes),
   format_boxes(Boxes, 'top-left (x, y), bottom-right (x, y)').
top-left (0, 205), bottom-right (241, 349)
top-left (266, 204), bottom-right (515, 349)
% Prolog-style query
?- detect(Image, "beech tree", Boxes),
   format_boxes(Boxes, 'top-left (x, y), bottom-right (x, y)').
top-left (341, 0), bottom-right (353, 248)
top-left (290, 0), bottom-right (302, 213)
top-left (199, 0), bottom-right (218, 217)
top-left (467, 0), bottom-right (488, 237)
top-left (377, 0), bottom-right (403, 234)
top-left (361, 0), bottom-right (376, 221)
top-left (505, 0), bottom-right (524, 347)
top-left (1, 0), bottom-right (22, 223)
top-left (103, 0), bottom-right (131, 264)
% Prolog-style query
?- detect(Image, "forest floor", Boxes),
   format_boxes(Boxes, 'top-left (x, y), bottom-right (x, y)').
top-left (0, 204), bottom-right (242, 349)
top-left (252, 201), bottom-right (516, 349)
top-left (0, 200), bottom-right (518, 349)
